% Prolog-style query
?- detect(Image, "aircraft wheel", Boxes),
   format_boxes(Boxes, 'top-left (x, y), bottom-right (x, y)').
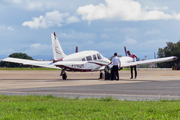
top-left (100, 72), bottom-right (103, 78)
top-left (62, 73), bottom-right (67, 80)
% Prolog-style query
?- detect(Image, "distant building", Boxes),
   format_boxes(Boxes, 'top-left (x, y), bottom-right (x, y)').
top-left (145, 56), bottom-right (147, 60)
top-left (137, 55), bottom-right (157, 68)
top-left (148, 63), bottom-right (157, 68)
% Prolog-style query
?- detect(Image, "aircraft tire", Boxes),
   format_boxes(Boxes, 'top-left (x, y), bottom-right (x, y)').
top-left (62, 73), bottom-right (67, 80)
top-left (100, 72), bottom-right (103, 78)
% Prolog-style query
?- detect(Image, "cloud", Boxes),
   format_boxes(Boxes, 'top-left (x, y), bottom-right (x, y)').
top-left (100, 33), bottom-right (109, 39)
top-left (144, 6), bottom-right (168, 10)
top-left (57, 30), bottom-right (97, 40)
top-left (7, 26), bottom-right (14, 31)
top-left (123, 37), bottom-right (137, 44)
top-left (12, 0), bottom-right (22, 4)
top-left (22, 11), bottom-right (80, 29)
top-left (3, 0), bottom-right (55, 10)
top-left (26, 43), bottom-right (52, 55)
top-left (172, 12), bottom-right (180, 20)
top-left (103, 28), bottom-right (119, 32)
top-left (144, 29), bottom-right (162, 36)
top-left (0, 48), bottom-right (15, 55)
top-left (121, 28), bottom-right (138, 33)
top-left (66, 16), bottom-right (80, 24)
top-left (77, 0), bottom-right (173, 22)
top-left (4, 0), bottom-right (22, 4)
top-left (98, 41), bottom-right (120, 49)
top-left (0, 25), bottom-right (14, 31)
top-left (95, 41), bottom-right (125, 57)
top-left (138, 39), bottom-right (167, 50)
top-left (30, 43), bottom-right (42, 48)
top-left (3, 0), bottom-right (101, 12)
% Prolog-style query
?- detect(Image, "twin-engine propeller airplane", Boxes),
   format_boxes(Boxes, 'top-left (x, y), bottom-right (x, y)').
top-left (3, 32), bottom-right (177, 79)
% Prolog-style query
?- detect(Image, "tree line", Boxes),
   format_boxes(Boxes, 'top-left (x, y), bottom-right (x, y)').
top-left (157, 41), bottom-right (180, 68)
top-left (0, 53), bottom-right (33, 68)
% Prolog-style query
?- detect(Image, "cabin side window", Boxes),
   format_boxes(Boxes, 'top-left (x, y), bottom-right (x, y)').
top-left (82, 58), bottom-right (86, 61)
top-left (97, 53), bottom-right (102, 59)
top-left (93, 54), bottom-right (97, 60)
top-left (86, 56), bottom-right (92, 61)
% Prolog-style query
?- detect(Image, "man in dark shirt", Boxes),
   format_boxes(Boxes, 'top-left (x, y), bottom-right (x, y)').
top-left (127, 51), bottom-right (137, 79)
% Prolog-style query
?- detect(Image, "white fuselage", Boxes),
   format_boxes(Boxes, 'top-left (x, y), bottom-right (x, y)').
top-left (54, 50), bottom-right (110, 72)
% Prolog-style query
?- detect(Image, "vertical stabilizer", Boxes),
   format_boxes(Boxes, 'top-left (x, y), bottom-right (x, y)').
top-left (51, 32), bottom-right (66, 60)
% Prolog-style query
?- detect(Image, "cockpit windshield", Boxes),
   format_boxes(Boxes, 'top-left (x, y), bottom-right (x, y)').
top-left (97, 53), bottom-right (102, 59)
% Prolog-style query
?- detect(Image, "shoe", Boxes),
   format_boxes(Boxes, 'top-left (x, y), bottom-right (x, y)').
top-left (116, 79), bottom-right (119, 81)
top-left (134, 77), bottom-right (137, 79)
top-left (130, 77), bottom-right (133, 79)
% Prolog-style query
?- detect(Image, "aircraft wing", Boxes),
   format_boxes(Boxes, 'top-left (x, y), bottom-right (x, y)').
top-left (3, 57), bottom-right (60, 69)
top-left (121, 56), bottom-right (177, 67)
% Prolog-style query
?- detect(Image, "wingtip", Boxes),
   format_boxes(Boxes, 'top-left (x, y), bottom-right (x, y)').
top-left (173, 56), bottom-right (178, 60)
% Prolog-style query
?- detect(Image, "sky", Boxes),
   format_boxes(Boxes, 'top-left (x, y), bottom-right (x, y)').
top-left (1, 0), bottom-right (180, 60)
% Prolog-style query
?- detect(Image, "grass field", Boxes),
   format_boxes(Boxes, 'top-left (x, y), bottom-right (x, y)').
top-left (0, 95), bottom-right (179, 119)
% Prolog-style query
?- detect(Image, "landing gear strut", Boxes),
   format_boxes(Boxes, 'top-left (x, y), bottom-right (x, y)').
top-left (60, 69), bottom-right (67, 80)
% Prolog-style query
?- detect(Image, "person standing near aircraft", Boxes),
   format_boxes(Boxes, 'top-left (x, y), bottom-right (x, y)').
top-left (127, 51), bottom-right (137, 79)
top-left (108, 53), bottom-right (121, 80)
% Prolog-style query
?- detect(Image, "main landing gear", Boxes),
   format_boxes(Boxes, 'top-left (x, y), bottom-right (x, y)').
top-left (60, 69), bottom-right (67, 80)
top-left (99, 71), bottom-right (103, 79)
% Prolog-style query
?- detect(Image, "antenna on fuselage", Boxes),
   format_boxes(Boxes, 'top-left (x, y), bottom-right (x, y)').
top-left (76, 46), bottom-right (78, 53)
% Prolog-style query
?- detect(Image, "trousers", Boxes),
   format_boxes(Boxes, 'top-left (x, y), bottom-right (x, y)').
top-left (130, 65), bottom-right (137, 78)
top-left (111, 65), bottom-right (119, 80)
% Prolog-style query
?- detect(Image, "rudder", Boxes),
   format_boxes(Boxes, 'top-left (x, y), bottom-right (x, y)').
top-left (51, 32), bottom-right (66, 60)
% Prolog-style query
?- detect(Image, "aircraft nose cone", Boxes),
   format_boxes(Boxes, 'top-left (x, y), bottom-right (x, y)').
top-left (104, 57), bottom-right (110, 63)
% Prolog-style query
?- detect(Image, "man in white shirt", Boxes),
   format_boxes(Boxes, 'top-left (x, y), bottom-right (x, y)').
top-left (127, 51), bottom-right (137, 79)
top-left (108, 53), bottom-right (121, 80)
